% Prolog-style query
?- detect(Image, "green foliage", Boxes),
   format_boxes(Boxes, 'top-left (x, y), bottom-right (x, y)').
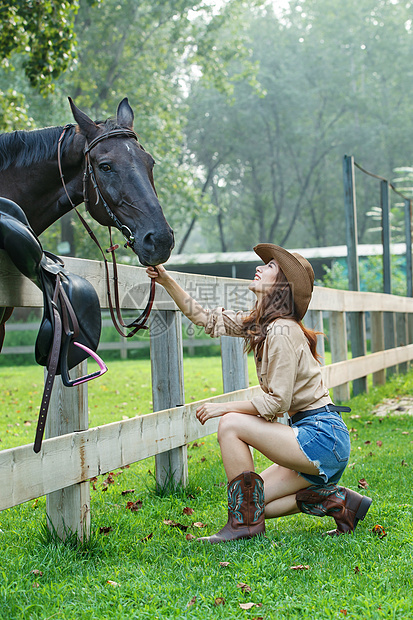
top-left (183, 0), bottom-right (413, 252)
top-left (0, 88), bottom-right (34, 130)
top-left (322, 255), bottom-right (408, 296)
top-left (0, 0), bottom-right (82, 93)
top-left (0, 363), bottom-right (413, 618)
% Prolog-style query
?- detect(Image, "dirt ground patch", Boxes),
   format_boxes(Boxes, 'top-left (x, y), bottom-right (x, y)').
top-left (373, 397), bottom-right (413, 417)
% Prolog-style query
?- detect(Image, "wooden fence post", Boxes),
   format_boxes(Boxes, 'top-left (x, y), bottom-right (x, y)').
top-left (150, 310), bottom-right (187, 491)
top-left (396, 313), bottom-right (408, 374)
top-left (329, 311), bottom-right (350, 401)
top-left (45, 361), bottom-right (90, 543)
top-left (305, 310), bottom-right (325, 364)
top-left (343, 155), bottom-right (368, 394)
top-left (220, 336), bottom-right (249, 394)
top-left (371, 311), bottom-right (385, 386)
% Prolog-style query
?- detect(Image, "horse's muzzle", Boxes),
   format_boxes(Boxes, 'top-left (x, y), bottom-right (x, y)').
top-left (136, 227), bottom-right (174, 266)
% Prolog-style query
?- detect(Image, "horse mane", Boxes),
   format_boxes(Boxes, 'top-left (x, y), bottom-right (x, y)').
top-left (0, 118), bottom-right (141, 172)
top-left (0, 125), bottom-right (76, 172)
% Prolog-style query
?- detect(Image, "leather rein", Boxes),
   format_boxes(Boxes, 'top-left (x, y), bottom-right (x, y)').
top-left (57, 125), bottom-right (155, 338)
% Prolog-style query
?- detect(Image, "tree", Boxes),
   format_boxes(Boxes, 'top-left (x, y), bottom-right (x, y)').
top-left (183, 0), bottom-right (413, 253)
top-left (0, 0), bottom-right (81, 94)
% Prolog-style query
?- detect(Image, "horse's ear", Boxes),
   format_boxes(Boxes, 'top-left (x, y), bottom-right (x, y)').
top-left (117, 98), bottom-right (134, 130)
top-left (68, 97), bottom-right (99, 139)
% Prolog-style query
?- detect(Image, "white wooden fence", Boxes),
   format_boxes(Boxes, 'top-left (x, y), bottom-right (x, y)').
top-left (1, 250), bottom-right (412, 542)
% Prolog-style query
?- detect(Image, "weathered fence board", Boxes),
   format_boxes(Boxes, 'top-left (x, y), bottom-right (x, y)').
top-left (0, 387), bottom-right (256, 510)
top-left (3, 251), bottom-right (413, 314)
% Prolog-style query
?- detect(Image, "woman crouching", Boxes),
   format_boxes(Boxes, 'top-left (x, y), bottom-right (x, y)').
top-left (146, 244), bottom-right (372, 542)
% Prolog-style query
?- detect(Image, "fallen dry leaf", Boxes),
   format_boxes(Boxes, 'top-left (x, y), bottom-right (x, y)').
top-left (219, 562), bottom-right (230, 567)
top-left (358, 478), bottom-right (369, 489)
top-left (354, 566), bottom-right (361, 574)
top-left (239, 602), bottom-right (262, 610)
top-left (107, 580), bottom-right (120, 587)
top-left (31, 569), bottom-right (43, 576)
top-left (364, 440), bottom-right (371, 445)
top-left (126, 500), bottom-right (143, 512)
top-left (214, 597), bottom-right (225, 606)
top-left (237, 582), bottom-right (252, 593)
top-left (121, 489), bottom-right (135, 495)
top-left (103, 473), bottom-right (115, 486)
top-left (163, 519), bottom-right (188, 532)
top-left (32, 582), bottom-right (40, 588)
top-left (99, 526), bottom-right (113, 535)
top-left (290, 565), bottom-right (310, 570)
top-left (140, 533), bottom-right (153, 542)
top-left (187, 596), bottom-right (196, 607)
top-left (193, 522), bottom-right (206, 528)
top-left (186, 533), bottom-right (196, 540)
top-left (340, 610), bottom-right (347, 616)
top-left (401, 459), bottom-right (408, 466)
top-left (372, 524), bottom-right (387, 539)
top-left (376, 440), bottom-right (383, 447)
top-left (183, 507), bottom-right (194, 515)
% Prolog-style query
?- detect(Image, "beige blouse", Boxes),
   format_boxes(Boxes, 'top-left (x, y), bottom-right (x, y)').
top-left (204, 307), bottom-right (331, 421)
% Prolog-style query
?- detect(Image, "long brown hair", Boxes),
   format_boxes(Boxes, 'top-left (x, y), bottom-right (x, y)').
top-left (242, 267), bottom-right (322, 363)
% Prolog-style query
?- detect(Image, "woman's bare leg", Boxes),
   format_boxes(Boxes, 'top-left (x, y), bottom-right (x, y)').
top-left (217, 412), bottom-right (320, 481)
top-left (260, 463), bottom-right (312, 517)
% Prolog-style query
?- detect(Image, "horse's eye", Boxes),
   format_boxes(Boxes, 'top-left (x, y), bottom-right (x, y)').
top-left (99, 163), bottom-right (112, 172)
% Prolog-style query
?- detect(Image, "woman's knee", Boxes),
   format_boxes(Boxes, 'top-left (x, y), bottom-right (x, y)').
top-left (217, 412), bottom-right (243, 443)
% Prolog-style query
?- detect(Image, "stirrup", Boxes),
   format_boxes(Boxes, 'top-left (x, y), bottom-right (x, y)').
top-left (61, 337), bottom-right (107, 387)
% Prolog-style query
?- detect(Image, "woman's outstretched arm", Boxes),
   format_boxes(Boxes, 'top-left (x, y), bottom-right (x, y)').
top-left (146, 264), bottom-right (209, 326)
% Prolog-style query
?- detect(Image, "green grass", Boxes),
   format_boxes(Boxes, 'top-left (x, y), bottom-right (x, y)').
top-left (0, 358), bottom-right (412, 619)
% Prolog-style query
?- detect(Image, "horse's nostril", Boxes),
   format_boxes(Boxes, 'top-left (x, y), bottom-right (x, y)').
top-left (142, 231), bottom-right (156, 251)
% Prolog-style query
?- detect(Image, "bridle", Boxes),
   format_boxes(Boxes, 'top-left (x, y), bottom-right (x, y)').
top-left (57, 125), bottom-right (156, 338)
top-left (83, 128), bottom-right (141, 248)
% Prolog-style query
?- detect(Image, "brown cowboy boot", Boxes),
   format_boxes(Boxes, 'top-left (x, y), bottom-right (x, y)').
top-left (198, 471), bottom-right (265, 543)
top-left (296, 484), bottom-right (372, 536)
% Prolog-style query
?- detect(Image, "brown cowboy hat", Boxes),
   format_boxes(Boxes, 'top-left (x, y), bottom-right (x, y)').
top-left (253, 244), bottom-right (314, 320)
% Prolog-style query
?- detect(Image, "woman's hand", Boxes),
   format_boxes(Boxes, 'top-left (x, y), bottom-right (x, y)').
top-left (146, 264), bottom-right (170, 286)
top-left (196, 402), bottom-right (229, 425)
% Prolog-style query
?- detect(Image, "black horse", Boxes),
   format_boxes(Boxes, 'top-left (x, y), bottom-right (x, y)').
top-left (0, 98), bottom-right (174, 266)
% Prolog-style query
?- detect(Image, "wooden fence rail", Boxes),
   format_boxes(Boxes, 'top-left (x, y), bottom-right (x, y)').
top-left (1, 250), bottom-right (412, 541)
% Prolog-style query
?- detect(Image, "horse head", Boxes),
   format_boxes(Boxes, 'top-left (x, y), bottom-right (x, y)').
top-left (69, 98), bottom-right (174, 266)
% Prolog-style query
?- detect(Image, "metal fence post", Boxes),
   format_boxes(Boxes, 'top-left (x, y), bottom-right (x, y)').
top-left (343, 155), bottom-right (367, 394)
top-left (381, 179), bottom-right (397, 377)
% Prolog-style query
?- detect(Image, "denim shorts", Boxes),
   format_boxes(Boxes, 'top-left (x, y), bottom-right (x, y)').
top-left (291, 410), bottom-right (351, 485)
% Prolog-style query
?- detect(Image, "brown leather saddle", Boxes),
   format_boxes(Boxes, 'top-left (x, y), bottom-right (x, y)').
top-left (0, 197), bottom-right (107, 452)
